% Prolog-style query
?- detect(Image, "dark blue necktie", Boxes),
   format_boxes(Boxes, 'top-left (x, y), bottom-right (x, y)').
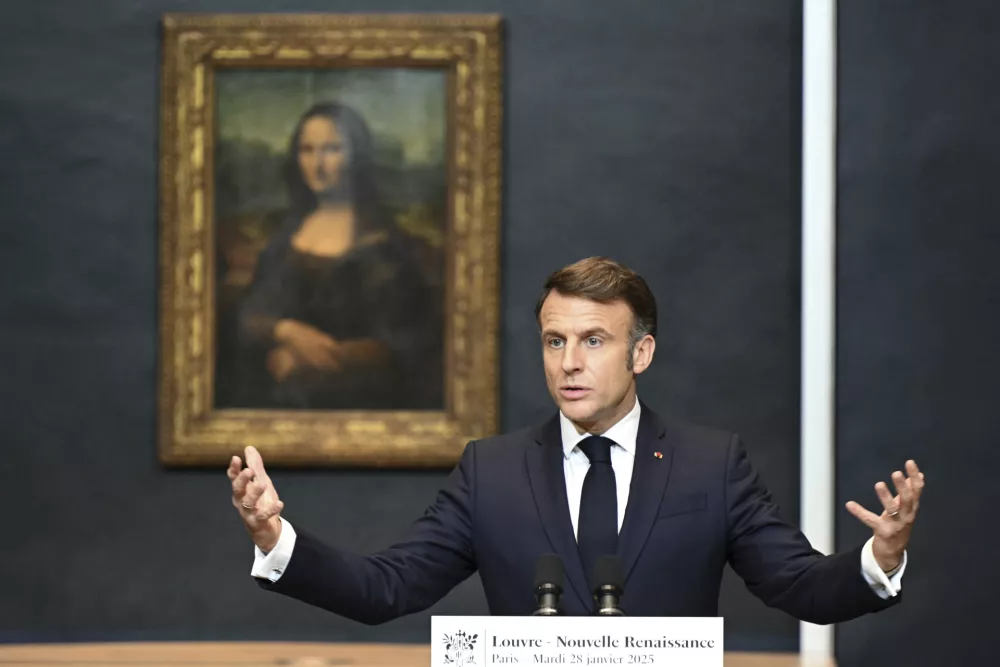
top-left (577, 435), bottom-right (618, 593)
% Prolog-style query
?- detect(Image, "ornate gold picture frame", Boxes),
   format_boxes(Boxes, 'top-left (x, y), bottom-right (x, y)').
top-left (157, 13), bottom-right (503, 467)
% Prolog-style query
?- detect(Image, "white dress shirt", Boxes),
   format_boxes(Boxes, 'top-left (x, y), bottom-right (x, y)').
top-left (559, 393), bottom-right (642, 536)
top-left (253, 396), bottom-right (906, 599)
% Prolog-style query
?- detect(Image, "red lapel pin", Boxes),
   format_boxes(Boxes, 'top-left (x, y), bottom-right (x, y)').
top-left (654, 451), bottom-right (663, 459)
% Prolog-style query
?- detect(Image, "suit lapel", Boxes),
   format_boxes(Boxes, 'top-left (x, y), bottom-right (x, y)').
top-left (525, 415), bottom-right (592, 612)
top-left (616, 403), bottom-right (672, 585)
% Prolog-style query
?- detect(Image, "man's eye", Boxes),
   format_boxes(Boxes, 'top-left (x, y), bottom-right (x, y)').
top-left (548, 339), bottom-right (564, 348)
top-left (586, 337), bottom-right (601, 346)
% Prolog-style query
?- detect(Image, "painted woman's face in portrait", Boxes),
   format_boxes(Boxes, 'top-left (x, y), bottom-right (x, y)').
top-left (297, 116), bottom-right (347, 195)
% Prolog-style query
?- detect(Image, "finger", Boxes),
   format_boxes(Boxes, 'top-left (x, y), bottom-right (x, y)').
top-left (310, 353), bottom-right (339, 370)
top-left (907, 480), bottom-right (920, 516)
top-left (231, 467), bottom-right (255, 497)
top-left (907, 460), bottom-right (926, 498)
top-left (307, 348), bottom-right (336, 368)
top-left (244, 445), bottom-right (260, 467)
top-left (256, 500), bottom-right (284, 522)
top-left (874, 481), bottom-right (896, 513)
top-left (246, 445), bottom-right (283, 507)
top-left (846, 501), bottom-right (882, 530)
top-left (299, 347), bottom-right (322, 366)
top-left (892, 471), bottom-right (914, 513)
top-left (227, 456), bottom-right (242, 481)
top-left (243, 479), bottom-right (267, 508)
top-left (245, 446), bottom-right (266, 477)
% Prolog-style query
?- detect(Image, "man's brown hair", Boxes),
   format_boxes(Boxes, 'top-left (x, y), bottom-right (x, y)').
top-left (535, 257), bottom-right (657, 369)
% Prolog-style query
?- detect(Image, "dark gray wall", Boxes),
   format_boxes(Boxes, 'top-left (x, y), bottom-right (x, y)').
top-left (0, 0), bottom-right (803, 653)
top-left (837, 2), bottom-right (1000, 664)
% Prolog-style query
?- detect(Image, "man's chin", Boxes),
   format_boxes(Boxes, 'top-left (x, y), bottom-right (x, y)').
top-left (558, 399), bottom-right (597, 423)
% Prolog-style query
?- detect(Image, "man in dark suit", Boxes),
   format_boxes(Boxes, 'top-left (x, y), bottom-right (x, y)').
top-left (228, 257), bottom-right (924, 621)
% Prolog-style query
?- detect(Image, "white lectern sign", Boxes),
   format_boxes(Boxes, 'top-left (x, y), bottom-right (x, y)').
top-left (431, 616), bottom-right (723, 667)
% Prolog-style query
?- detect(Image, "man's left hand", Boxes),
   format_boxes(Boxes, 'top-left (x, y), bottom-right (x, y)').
top-left (846, 460), bottom-right (926, 572)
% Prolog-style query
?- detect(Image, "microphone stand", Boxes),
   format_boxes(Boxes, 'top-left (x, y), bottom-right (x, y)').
top-left (591, 555), bottom-right (626, 616)
top-left (533, 582), bottom-right (563, 616)
top-left (594, 583), bottom-right (625, 616)
top-left (533, 554), bottom-right (565, 616)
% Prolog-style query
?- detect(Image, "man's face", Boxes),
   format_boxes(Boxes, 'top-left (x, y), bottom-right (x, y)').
top-left (538, 291), bottom-right (654, 433)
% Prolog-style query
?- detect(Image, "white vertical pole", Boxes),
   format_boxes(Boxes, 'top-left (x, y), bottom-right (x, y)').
top-left (800, 0), bottom-right (837, 663)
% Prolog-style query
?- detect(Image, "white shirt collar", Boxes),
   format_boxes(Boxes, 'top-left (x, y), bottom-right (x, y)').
top-left (559, 395), bottom-right (641, 459)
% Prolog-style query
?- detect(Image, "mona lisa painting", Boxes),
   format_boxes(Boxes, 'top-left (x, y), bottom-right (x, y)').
top-left (215, 76), bottom-right (446, 412)
top-left (158, 14), bottom-right (502, 467)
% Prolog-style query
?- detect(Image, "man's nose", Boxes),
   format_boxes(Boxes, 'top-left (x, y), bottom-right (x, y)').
top-left (561, 344), bottom-right (583, 374)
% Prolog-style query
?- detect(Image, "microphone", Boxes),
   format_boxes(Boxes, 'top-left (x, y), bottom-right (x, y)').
top-left (591, 555), bottom-right (625, 616)
top-left (532, 554), bottom-right (565, 616)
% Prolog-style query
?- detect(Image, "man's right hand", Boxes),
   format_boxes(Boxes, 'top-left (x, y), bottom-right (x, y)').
top-left (228, 445), bottom-right (284, 553)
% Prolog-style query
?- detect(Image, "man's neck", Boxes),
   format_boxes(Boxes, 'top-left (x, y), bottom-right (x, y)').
top-left (568, 390), bottom-right (638, 435)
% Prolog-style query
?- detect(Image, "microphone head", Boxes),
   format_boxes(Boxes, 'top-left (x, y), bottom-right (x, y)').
top-left (592, 555), bottom-right (624, 592)
top-left (534, 553), bottom-right (565, 590)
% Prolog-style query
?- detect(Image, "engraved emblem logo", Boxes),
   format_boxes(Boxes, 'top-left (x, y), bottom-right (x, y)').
top-left (443, 630), bottom-right (478, 667)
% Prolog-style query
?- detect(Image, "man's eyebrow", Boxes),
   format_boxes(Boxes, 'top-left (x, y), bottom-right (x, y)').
top-left (540, 326), bottom-right (614, 338)
top-left (580, 327), bottom-right (614, 338)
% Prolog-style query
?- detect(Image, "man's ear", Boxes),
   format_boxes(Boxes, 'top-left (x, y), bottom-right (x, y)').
top-left (632, 335), bottom-right (656, 374)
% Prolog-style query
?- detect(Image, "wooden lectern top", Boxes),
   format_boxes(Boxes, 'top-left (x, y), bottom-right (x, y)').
top-left (0, 642), bottom-right (835, 667)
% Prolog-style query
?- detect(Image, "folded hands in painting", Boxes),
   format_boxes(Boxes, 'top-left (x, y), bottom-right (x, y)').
top-left (228, 446), bottom-right (283, 553)
top-left (268, 318), bottom-right (392, 381)
top-left (269, 318), bottom-right (343, 380)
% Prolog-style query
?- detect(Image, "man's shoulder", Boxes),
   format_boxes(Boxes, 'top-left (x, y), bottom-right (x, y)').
top-left (644, 406), bottom-right (739, 462)
top-left (462, 405), bottom-right (743, 460)
top-left (660, 414), bottom-right (735, 447)
top-left (466, 423), bottom-right (540, 459)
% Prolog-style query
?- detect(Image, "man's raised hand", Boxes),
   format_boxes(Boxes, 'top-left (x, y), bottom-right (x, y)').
top-left (227, 445), bottom-right (284, 553)
top-left (846, 460), bottom-right (925, 572)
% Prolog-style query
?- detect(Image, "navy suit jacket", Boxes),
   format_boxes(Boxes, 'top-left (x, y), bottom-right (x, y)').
top-left (260, 404), bottom-right (899, 623)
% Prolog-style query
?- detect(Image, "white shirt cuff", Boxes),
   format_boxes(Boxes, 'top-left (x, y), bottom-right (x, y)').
top-left (250, 517), bottom-right (297, 582)
top-left (860, 535), bottom-right (906, 599)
